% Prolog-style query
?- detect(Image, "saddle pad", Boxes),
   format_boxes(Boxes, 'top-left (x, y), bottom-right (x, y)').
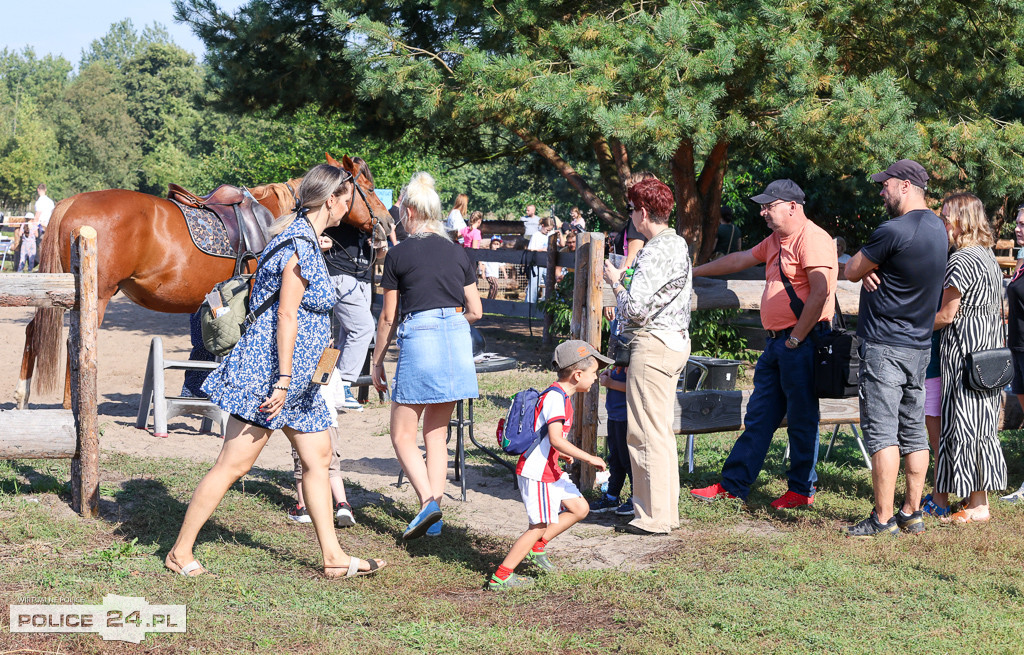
top-left (172, 200), bottom-right (235, 258)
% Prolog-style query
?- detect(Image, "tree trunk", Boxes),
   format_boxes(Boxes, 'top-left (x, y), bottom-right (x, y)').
top-left (591, 134), bottom-right (626, 213)
top-left (610, 137), bottom-right (632, 186)
top-left (670, 139), bottom-right (729, 264)
top-left (512, 127), bottom-right (625, 229)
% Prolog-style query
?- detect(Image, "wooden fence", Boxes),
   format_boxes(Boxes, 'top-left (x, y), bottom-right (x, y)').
top-left (0, 227), bottom-right (99, 516)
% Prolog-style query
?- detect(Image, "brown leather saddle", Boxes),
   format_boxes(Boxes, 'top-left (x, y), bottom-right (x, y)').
top-left (168, 183), bottom-right (275, 255)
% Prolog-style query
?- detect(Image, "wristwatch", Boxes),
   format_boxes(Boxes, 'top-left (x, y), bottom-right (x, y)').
top-left (786, 336), bottom-right (801, 348)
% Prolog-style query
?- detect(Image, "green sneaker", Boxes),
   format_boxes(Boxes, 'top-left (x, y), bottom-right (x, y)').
top-left (525, 550), bottom-right (557, 573)
top-left (487, 572), bottom-right (535, 591)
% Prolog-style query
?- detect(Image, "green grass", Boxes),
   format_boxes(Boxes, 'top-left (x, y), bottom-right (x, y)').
top-left (2, 425), bottom-right (1024, 653)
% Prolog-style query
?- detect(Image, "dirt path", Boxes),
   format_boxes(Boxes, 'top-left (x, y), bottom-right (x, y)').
top-left (0, 295), bottom-right (697, 569)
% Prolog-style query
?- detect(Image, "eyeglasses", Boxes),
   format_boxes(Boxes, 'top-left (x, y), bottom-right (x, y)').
top-left (627, 202), bottom-right (637, 213)
top-left (760, 200), bottom-right (785, 211)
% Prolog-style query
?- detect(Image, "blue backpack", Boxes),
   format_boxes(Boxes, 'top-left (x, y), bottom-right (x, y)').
top-left (498, 386), bottom-right (568, 455)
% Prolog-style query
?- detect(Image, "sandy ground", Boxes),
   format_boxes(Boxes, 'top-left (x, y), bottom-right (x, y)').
top-left (0, 295), bottom-right (708, 570)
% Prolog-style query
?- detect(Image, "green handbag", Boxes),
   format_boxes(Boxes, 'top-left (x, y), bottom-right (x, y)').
top-left (199, 237), bottom-right (310, 357)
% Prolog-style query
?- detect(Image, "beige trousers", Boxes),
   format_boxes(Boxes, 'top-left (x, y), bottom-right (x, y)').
top-left (626, 332), bottom-right (689, 533)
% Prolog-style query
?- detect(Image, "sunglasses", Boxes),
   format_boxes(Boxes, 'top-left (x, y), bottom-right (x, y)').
top-left (627, 201), bottom-right (638, 213)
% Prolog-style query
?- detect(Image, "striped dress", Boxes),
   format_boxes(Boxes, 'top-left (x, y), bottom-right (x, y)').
top-left (936, 246), bottom-right (1007, 496)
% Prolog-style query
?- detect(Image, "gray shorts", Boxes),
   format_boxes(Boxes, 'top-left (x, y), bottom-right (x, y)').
top-left (858, 340), bottom-right (930, 456)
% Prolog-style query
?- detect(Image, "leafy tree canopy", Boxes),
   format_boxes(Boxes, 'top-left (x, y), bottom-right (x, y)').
top-left (176, 0), bottom-right (1024, 260)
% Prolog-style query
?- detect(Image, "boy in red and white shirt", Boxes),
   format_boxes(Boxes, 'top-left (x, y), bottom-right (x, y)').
top-left (488, 340), bottom-right (610, 590)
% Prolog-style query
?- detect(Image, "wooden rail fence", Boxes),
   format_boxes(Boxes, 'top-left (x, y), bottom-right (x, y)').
top-left (0, 227), bottom-right (99, 516)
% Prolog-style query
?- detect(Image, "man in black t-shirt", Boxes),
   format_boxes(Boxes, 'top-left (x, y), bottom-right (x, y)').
top-left (843, 159), bottom-right (949, 538)
top-left (323, 221), bottom-right (376, 411)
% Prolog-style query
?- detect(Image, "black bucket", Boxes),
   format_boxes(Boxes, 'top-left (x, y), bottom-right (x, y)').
top-left (682, 356), bottom-right (742, 391)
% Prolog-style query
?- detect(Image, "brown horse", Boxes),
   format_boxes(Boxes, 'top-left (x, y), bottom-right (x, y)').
top-left (16, 154), bottom-right (393, 408)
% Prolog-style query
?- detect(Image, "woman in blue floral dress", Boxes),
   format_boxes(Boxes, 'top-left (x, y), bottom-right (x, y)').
top-left (166, 164), bottom-right (386, 579)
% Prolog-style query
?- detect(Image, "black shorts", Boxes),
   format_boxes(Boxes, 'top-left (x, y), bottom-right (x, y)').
top-left (1011, 350), bottom-right (1024, 395)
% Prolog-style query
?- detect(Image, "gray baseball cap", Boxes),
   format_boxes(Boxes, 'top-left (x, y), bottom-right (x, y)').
top-left (552, 340), bottom-right (613, 370)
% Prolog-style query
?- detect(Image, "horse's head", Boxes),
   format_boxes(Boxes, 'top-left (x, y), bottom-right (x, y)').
top-left (331, 153), bottom-right (394, 245)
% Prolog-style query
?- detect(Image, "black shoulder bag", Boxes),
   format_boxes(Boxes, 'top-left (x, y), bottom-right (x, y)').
top-left (777, 253), bottom-right (860, 398)
top-left (959, 286), bottom-right (1012, 392)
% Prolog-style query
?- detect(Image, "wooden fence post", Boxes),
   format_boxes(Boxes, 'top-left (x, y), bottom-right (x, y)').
top-left (69, 226), bottom-right (99, 517)
top-left (568, 232), bottom-right (605, 490)
top-left (542, 232), bottom-right (560, 345)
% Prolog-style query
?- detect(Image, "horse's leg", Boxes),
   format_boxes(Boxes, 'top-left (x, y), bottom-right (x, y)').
top-left (62, 296), bottom-right (110, 410)
top-left (15, 319), bottom-right (37, 409)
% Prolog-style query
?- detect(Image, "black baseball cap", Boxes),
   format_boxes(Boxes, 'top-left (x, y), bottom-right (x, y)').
top-left (750, 179), bottom-right (805, 205)
top-left (870, 159), bottom-right (929, 189)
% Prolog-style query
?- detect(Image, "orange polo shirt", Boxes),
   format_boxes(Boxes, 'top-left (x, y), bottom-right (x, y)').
top-left (750, 219), bottom-right (838, 331)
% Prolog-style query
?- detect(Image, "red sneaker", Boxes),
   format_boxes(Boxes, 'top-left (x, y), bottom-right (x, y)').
top-left (770, 490), bottom-right (814, 509)
top-left (690, 483), bottom-right (737, 502)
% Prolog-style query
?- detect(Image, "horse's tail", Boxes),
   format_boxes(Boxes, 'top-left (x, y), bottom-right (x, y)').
top-left (32, 198), bottom-right (72, 393)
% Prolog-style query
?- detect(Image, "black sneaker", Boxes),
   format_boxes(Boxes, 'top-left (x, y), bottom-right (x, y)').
top-left (615, 498), bottom-right (635, 516)
top-left (588, 495), bottom-right (619, 513)
top-left (895, 509), bottom-right (925, 535)
top-left (845, 510), bottom-right (898, 538)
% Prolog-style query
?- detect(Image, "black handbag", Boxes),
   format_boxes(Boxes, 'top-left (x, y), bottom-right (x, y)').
top-left (777, 257), bottom-right (860, 398)
top-left (960, 292), bottom-right (1011, 392)
top-left (812, 300), bottom-right (861, 399)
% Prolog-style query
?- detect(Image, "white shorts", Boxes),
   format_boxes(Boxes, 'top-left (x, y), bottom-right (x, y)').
top-left (518, 473), bottom-right (582, 525)
top-left (924, 376), bottom-right (941, 418)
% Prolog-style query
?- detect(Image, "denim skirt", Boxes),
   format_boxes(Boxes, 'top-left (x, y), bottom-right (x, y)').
top-left (393, 307), bottom-right (479, 404)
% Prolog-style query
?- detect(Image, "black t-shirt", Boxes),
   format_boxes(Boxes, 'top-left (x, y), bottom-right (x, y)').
top-left (857, 209), bottom-right (949, 349)
top-left (322, 222), bottom-right (372, 282)
top-left (389, 205), bottom-right (409, 242)
top-left (613, 221), bottom-right (648, 256)
top-left (381, 233), bottom-right (475, 314)
top-left (1008, 269), bottom-right (1024, 351)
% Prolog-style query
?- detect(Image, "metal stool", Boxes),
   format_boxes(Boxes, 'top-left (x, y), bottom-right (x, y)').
top-left (135, 336), bottom-right (226, 437)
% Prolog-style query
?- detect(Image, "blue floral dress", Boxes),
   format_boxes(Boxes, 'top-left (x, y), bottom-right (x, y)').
top-left (202, 218), bottom-right (334, 432)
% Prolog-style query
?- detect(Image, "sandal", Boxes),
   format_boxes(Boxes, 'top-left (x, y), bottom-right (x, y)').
top-left (939, 508), bottom-right (991, 524)
top-left (165, 554), bottom-right (215, 577)
top-left (922, 495), bottom-right (950, 518)
top-left (324, 557), bottom-right (387, 579)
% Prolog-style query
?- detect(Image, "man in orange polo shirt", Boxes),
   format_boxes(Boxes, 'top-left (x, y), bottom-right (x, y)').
top-left (690, 180), bottom-right (838, 508)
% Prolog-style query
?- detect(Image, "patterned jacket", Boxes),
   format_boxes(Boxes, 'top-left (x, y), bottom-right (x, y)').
top-left (616, 228), bottom-right (692, 335)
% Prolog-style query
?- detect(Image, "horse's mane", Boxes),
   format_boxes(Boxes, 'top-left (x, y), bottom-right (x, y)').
top-left (250, 177), bottom-right (302, 217)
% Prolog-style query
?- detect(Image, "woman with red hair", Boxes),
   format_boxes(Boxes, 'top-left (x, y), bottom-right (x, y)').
top-left (604, 178), bottom-right (692, 536)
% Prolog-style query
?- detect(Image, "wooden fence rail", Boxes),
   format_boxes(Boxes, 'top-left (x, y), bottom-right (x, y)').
top-left (0, 227), bottom-right (99, 516)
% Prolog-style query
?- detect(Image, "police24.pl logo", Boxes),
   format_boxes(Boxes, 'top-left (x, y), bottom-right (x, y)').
top-left (10, 594), bottom-right (186, 643)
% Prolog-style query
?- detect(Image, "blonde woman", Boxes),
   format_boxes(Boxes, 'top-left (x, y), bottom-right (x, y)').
top-left (166, 164), bottom-right (386, 578)
top-left (932, 192), bottom-right (1007, 523)
top-left (445, 193), bottom-right (469, 233)
top-left (372, 173), bottom-right (482, 539)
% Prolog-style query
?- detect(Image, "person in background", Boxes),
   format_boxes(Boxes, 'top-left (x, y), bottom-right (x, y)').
top-left (712, 206), bottom-right (742, 257)
top-left (445, 193), bottom-right (469, 234)
top-left (34, 183), bottom-right (55, 239)
top-left (556, 230), bottom-right (577, 282)
top-left (482, 236), bottom-right (504, 300)
top-left (16, 215), bottom-right (38, 272)
top-left (527, 217), bottom-right (557, 302)
top-left (590, 364), bottom-right (634, 516)
top-left (459, 211), bottom-right (483, 248)
top-left (372, 172), bottom-right (482, 540)
top-left (834, 236), bottom-right (851, 280)
top-left (931, 192), bottom-right (1007, 523)
top-left (389, 185), bottom-right (409, 245)
top-left (521, 204), bottom-right (540, 237)
top-left (1004, 204), bottom-right (1024, 503)
top-left (566, 206), bottom-right (586, 233)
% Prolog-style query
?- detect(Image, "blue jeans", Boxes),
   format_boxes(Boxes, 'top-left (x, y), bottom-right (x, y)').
top-left (721, 334), bottom-right (821, 499)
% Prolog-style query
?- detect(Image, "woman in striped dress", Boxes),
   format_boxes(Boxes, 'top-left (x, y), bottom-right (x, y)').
top-left (932, 192), bottom-right (1007, 523)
